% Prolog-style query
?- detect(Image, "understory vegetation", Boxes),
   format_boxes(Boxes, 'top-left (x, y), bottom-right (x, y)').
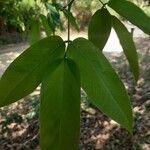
top-left (0, 0), bottom-right (150, 45)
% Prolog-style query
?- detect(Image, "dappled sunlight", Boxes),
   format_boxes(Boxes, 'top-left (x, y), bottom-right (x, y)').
top-left (0, 91), bottom-right (40, 149)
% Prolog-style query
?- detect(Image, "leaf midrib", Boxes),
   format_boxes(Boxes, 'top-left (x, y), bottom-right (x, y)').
top-left (58, 61), bottom-right (66, 150)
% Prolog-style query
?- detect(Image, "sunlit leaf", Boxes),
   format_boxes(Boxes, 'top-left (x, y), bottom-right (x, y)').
top-left (88, 8), bottom-right (111, 50)
top-left (67, 38), bottom-right (133, 133)
top-left (0, 36), bottom-right (65, 107)
top-left (40, 59), bottom-right (80, 150)
top-left (108, 0), bottom-right (150, 34)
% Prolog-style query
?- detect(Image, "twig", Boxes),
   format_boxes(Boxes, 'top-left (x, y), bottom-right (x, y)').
top-left (64, 40), bottom-right (72, 43)
top-left (99, 0), bottom-right (108, 8)
top-left (63, 0), bottom-right (75, 9)
top-left (67, 0), bottom-right (74, 42)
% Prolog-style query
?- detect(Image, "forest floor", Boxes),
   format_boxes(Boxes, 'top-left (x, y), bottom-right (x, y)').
top-left (0, 28), bottom-right (150, 150)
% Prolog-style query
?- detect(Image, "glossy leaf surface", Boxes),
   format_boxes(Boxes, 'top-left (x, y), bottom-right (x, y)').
top-left (88, 8), bottom-right (111, 50)
top-left (67, 38), bottom-right (133, 132)
top-left (40, 59), bottom-right (80, 150)
top-left (0, 36), bottom-right (65, 107)
top-left (112, 16), bottom-right (139, 81)
top-left (108, 0), bottom-right (150, 34)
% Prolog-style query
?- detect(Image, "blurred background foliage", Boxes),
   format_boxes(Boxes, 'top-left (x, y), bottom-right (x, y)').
top-left (0, 0), bottom-right (45, 33)
top-left (0, 0), bottom-right (150, 44)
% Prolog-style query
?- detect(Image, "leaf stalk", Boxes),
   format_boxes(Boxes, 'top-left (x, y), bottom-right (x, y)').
top-left (67, 0), bottom-right (74, 42)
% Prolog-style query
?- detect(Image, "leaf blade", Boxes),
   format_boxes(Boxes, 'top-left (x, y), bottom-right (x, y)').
top-left (40, 59), bottom-right (80, 150)
top-left (28, 18), bottom-right (41, 45)
top-left (0, 36), bottom-right (65, 107)
top-left (40, 14), bottom-right (52, 37)
top-left (67, 38), bottom-right (133, 132)
top-left (108, 0), bottom-right (150, 34)
top-left (46, 3), bottom-right (61, 33)
top-left (63, 9), bottom-right (79, 31)
top-left (112, 16), bottom-right (139, 81)
top-left (88, 8), bottom-right (111, 50)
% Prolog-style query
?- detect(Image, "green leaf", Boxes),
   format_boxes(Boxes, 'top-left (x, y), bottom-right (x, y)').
top-left (46, 3), bottom-right (61, 33)
top-left (0, 36), bottom-right (65, 107)
top-left (40, 14), bottom-right (52, 36)
top-left (46, 3), bottom-right (58, 14)
top-left (67, 38), bottom-right (133, 133)
top-left (88, 8), bottom-right (111, 50)
top-left (63, 9), bottom-right (79, 31)
top-left (47, 13), bottom-right (56, 33)
top-left (108, 0), bottom-right (150, 34)
top-left (112, 16), bottom-right (139, 82)
top-left (40, 59), bottom-right (80, 150)
top-left (29, 18), bottom-right (41, 45)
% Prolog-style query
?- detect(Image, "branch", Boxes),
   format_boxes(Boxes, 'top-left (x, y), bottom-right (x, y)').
top-left (67, 0), bottom-right (75, 42)
top-left (99, 0), bottom-right (108, 8)
top-left (64, 0), bottom-right (75, 9)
